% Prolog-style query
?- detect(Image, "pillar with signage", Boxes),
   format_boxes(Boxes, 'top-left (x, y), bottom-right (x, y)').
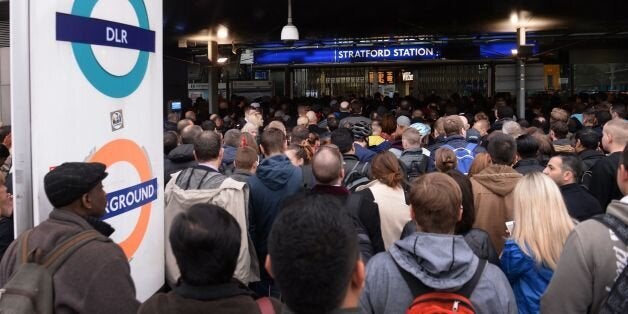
top-left (11, 0), bottom-right (164, 300)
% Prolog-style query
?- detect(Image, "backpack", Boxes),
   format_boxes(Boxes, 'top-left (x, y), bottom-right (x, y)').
top-left (343, 160), bottom-right (370, 191)
top-left (0, 229), bottom-right (103, 314)
top-left (441, 143), bottom-right (478, 175)
top-left (399, 153), bottom-right (428, 183)
top-left (346, 194), bottom-right (374, 263)
top-left (397, 259), bottom-right (487, 314)
top-left (592, 214), bottom-right (628, 314)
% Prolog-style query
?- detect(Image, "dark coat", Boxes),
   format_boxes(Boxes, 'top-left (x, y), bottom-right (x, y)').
top-left (587, 151), bottom-right (623, 208)
top-left (165, 144), bottom-right (197, 184)
top-left (514, 158), bottom-right (545, 175)
top-left (230, 169), bottom-right (252, 183)
top-left (248, 155), bottom-right (302, 259)
top-left (579, 149), bottom-right (604, 172)
top-left (0, 210), bottom-right (139, 314)
top-left (138, 281), bottom-right (282, 314)
top-left (284, 185), bottom-right (386, 255)
top-left (560, 183), bottom-right (604, 221)
top-left (0, 216), bottom-right (13, 260)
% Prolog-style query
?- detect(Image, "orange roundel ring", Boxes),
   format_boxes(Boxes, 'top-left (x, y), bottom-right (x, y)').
top-left (89, 139), bottom-right (152, 259)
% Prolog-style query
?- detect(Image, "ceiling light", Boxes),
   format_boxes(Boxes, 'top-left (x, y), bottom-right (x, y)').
top-left (510, 12), bottom-right (519, 25)
top-left (511, 49), bottom-right (518, 56)
top-left (217, 25), bottom-right (229, 39)
top-left (281, 0), bottom-right (299, 41)
top-left (217, 57), bottom-right (228, 63)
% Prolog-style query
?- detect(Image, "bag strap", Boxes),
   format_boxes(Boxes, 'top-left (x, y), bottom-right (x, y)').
top-left (396, 258), bottom-right (486, 299)
top-left (256, 297), bottom-right (275, 314)
top-left (458, 259), bottom-right (486, 298)
top-left (360, 162), bottom-right (369, 175)
top-left (593, 214), bottom-right (628, 245)
top-left (343, 161), bottom-right (362, 185)
top-left (42, 230), bottom-right (103, 274)
top-left (17, 230), bottom-right (34, 265)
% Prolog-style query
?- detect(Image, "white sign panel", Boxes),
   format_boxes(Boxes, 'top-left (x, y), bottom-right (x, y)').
top-left (15, 0), bottom-right (163, 300)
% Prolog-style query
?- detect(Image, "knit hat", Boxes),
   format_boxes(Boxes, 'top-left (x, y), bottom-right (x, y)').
top-left (44, 162), bottom-right (108, 208)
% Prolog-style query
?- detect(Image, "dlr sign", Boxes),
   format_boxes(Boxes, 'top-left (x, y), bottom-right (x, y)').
top-left (106, 27), bottom-right (128, 44)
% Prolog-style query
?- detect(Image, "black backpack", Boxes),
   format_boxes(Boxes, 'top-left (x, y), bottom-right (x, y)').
top-left (593, 214), bottom-right (628, 314)
top-left (399, 154), bottom-right (428, 183)
top-left (0, 230), bottom-right (105, 314)
top-left (343, 160), bottom-right (370, 191)
top-left (345, 194), bottom-right (374, 263)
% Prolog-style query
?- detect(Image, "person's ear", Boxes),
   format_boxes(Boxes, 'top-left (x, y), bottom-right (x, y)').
top-left (192, 150), bottom-right (198, 161)
top-left (409, 206), bottom-right (415, 220)
top-left (81, 193), bottom-right (91, 209)
top-left (260, 144), bottom-right (266, 156)
top-left (458, 206), bottom-right (463, 222)
top-left (352, 259), bottom-right (366, 289)
top-left (340, 167), bottom-right (345, 180)
top-left (265, 255), bottom-right (274, 278)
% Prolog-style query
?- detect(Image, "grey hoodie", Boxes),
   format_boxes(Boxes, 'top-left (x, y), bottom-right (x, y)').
top-left (360, 232), bottom-right (517, 314)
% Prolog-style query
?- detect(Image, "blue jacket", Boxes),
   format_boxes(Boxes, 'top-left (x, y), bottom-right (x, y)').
top-left (248, 155), bottom-right (302, 258)
top-left (354, 143), bottom-right (376, 163)
top-left (500, 240), bottom-right (553, 314)
top-left (221, 145), bottom-right (237, 169)
top-left (428, 135), bottom-right (485, 172)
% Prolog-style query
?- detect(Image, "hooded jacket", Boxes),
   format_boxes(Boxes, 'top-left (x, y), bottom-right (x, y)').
top-left (360, 233), bottom-right (517, 314)
top-left (221, 145), bottom-right (238, 170)
top-left (248, 154), bottom-right (302, 259)
top-left (541, 199), bottom-right (628, 314)
top-left (471, 165), bottom-right (522, 254)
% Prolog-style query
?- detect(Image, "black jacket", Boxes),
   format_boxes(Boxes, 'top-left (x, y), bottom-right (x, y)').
top-left (579, 149), bottom-right (604, 172)
top-left (165, 144), bottom-right (197, 184)
top-left (587, 152), bottom-right (623, 209)
top-left (560, 183), bottom-right (604, 221)
top-left (282, 185), bottom-right (385, 256)
top-left (514, 158), bottom-right (545, 175)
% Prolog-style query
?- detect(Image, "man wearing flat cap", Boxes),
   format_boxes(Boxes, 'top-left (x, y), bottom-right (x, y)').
top-left (0, 162), bottom-right (140, 314)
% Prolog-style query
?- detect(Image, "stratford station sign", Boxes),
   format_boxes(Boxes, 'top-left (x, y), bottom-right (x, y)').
top-left (254, 44), bottom-right (441, 65)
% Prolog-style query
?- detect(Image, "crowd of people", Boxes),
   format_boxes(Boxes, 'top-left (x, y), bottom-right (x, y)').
top-left (0, 91), bottom-right (626, 313)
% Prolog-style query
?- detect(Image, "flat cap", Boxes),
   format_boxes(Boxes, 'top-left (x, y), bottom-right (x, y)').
top-left (44, 162), bottom-right (108, 208)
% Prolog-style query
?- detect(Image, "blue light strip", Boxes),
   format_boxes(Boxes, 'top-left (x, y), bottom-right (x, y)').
top-left (254, 44), bottom-right (441, 65)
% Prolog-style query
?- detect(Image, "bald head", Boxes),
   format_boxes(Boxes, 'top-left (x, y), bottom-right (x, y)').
top-left (306, 111), bottom-right (318, 124)
top-left (177, 119), bottom-right (194, 133)
top-left (602, 118), bottom-right (628, 153)
top-left (181, 125), bottom-right (203, 144)
top-left (312, 147), bottom-right (343, 185)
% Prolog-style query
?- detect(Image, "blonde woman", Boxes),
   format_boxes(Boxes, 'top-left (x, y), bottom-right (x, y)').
top-left (500, 172), bottom-right (575, 314)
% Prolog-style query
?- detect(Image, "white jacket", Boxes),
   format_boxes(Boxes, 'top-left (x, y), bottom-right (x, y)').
top-left (164, 173), bottom-right (259, 287)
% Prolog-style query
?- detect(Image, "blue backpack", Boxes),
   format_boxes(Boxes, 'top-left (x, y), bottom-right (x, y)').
top-left (441, 143), bottom-right (478, 175)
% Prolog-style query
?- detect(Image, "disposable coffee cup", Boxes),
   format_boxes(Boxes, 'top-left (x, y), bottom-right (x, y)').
top-left (505, 221), bottom-right (514, 234)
